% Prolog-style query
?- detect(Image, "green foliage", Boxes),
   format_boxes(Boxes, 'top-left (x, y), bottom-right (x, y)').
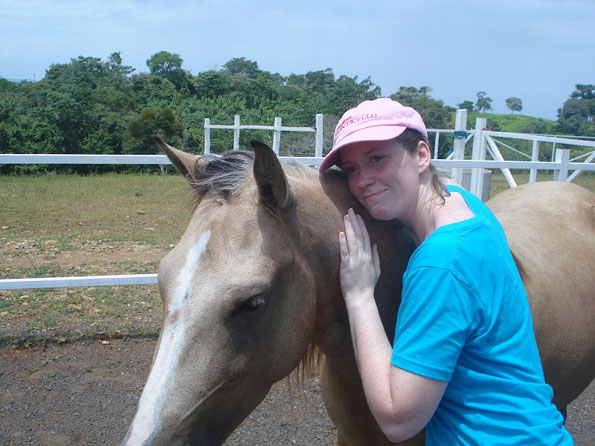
top-left (505, 97), bottom-right (523, 113)
top-left (146, 51), bottom-right (183, 74)
top-left (465, 111), bottom-right (555, 133)
top-left (1, 52), bottom-right (590, 173)
top-left (556, 84), bottom-right (595, 136)
top-left (457, 100), bottom-right (475, 112)
top-left (146, 51), bottom-right (187, 90)
top-left (222, 57), bottom-right (261, 78)
top-left (390, 86), bottom-right (455, 157)
top-left (475, 91), bottom-right (493, 112)
top-left (124, 108), bottom-right (183, 154)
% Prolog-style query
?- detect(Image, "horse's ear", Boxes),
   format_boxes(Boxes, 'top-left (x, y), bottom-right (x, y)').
top-left (251, 140), bottom-right (295, 213)
top-left (153, 136), bottom-right (208, 182)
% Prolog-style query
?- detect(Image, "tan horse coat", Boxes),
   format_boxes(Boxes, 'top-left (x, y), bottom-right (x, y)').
top-left (487, 181), bottom-right (595, 412)
top-left (123, 139), bottom-right (595, 446)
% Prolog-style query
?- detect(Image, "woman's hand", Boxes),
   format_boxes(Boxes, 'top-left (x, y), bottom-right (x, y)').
top-left (339, 209), bottom-right (381, 307)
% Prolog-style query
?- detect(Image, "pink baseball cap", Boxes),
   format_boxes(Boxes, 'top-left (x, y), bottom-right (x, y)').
top-left (319, 98), bottom-right (428, 172)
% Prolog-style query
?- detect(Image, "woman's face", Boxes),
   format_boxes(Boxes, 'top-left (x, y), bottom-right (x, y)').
top-left (339, 138), bottom-right (422, 222)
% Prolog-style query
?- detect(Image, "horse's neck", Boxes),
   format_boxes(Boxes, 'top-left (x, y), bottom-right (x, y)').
top-left (295, 171), bottom-right (416, 361)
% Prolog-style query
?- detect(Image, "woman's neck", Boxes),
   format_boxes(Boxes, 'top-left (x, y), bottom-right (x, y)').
top-left (404, 182), bottom-right (474, 245)
top-left (403, 185), bottom-right (442, 245)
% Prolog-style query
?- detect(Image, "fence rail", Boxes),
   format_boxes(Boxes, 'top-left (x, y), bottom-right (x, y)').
top-left (1, 274), bottom-right (158, 290)
top-left (0, 154), bottom-right (171, 165)
top-left (0, 153), bottom-right (325, 167)
top-left (1, 110), bottom-right (594, 290)
top-left (204, 113), bottom-right (324, 156)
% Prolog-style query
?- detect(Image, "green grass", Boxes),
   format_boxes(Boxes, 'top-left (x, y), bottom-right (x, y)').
top-left (0, 172), bottom-right (191, 246)
top-left (461, 111), bottom-right (557, 134)
top-left (1, 171), bottom-right (593, 345)
top-left (0, 261), bottom-right (163, 344)
top-left (0, 172), bottom-right (194, 344)
top-left (489, 171), bottom-right (595, 197)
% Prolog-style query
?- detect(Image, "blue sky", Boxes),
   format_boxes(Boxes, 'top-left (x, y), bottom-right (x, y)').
top-left (1, 0), bottom-right (593, 120)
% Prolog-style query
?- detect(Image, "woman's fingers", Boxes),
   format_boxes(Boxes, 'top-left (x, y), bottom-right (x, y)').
top-left (338, 211), bottom-right (382, 301)
top-left (356, 213), bottom-right (372, 253)
top-left (339, 231), bottom-right (349, 259)
top-left (372, 243), bottom-right (381, 278)
top-left (342, 209), bottom-right (377, 262)
top-left (343, 210), bottom-right (359, 255)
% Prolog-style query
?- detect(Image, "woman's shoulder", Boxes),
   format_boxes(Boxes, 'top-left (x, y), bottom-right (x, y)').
top-left (413, 212), bottom-right (496, 275)
top-left (435, 190), bottom-right (476, 228)
top-left (411, 228), bottom-right (461, 271)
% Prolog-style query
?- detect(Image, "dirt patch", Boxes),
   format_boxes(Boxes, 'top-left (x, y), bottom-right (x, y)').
top-left (0, 338), bottom-right (593, 446)
top-left (2, 239), bottom-right (170, 271)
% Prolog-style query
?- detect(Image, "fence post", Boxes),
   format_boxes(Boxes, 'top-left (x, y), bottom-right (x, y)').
top-left (554, 149), bottom-right (570, 182)
top-left (315, 114), bottom-right (324, 157)
top-left (273, 117), bottom-right (282, 155)
top-left (530, 140), bottom-right (540, 183)
top-left (204, 118), bottom-right (211, 154)
top-left (451, 109), bottom-right (468, 184)
top-left (470, 118), bottom-right (487, 199)
top-left (233, 115), bottom-right (240, 150)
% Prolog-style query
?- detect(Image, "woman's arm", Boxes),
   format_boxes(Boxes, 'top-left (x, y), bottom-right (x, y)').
top-left (339, 209), bottom-right (447, 442)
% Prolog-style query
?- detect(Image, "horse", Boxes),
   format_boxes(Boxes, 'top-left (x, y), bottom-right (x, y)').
top-left (121, 138), bottom-right (595, 446)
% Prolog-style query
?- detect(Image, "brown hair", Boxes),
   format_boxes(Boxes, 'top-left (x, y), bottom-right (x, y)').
top-left (396, 129), bottom-right (449, 203)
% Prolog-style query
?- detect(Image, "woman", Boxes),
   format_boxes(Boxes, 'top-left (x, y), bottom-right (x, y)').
top-left (319, 98), bottom-right (572, 445)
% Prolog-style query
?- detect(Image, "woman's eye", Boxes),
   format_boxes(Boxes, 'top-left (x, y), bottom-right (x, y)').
top-left (342, 166), bottom-right (356, 176)
top-left (370, 155), bottom-right (384, 164)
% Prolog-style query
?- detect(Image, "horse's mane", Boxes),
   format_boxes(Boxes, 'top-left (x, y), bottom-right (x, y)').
top-left (189, 149), bottom-right (311, 200)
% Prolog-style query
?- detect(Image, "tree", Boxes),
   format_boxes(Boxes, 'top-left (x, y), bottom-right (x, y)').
top-left (108, 51), bottom-right (123, 67)
top-left (457, 100), bottom-right (475, 112)
top-left (146, 51), bottom-right (183, 74)
top-left (191, 71), bottom-right (231, 98)
top-left (390, 86), bottom-right (454, 158)
top-left (222, 57), bottom-right (261, 78)
top-left (475, 91), bottom-right (493, 112)
top-left (390, 86), bottom-right (453, 129)
top-left (146, 51), bottom-right (187, 90)
top-left (557, 84), bottom-right (595, 135)
top-left (505, 97), bottom-right (523, 113)
top-left (108, 51), bottom-right (135, 77)
top-left (124, 107), bottom-right (183, 154)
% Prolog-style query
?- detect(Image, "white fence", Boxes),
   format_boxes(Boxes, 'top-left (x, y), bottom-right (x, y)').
top-left (1, 110), bottom-right (594, 290)
top-left (429, 110), bottom-right (595, 200)
top-left (204, 114), bottom-right (324, 157)
top-left (0, 115), bottom-right (325, 168)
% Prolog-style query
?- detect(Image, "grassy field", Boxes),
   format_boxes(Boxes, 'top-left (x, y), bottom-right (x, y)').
top-left (461, 111), bottom-right (556, 133)
top-left (1, 171), bottom-right (594, 344)
top-left (489, 170), bottom-right (595, 197)
top-left (0, 173), bottom-right (192, 344)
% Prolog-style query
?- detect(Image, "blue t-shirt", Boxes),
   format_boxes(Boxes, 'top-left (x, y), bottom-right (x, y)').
top-left (391, 185), bottom-right (572, 445)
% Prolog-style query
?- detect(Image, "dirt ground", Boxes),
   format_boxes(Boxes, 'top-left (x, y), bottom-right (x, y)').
top-left (0, 338), bottom-right (593, 446)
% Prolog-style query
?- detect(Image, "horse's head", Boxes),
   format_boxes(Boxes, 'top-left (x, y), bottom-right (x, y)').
top-left (122, 139), bottom-right (349, 445)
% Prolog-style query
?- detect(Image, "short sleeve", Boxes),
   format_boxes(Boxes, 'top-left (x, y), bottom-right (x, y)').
top-left (391, 266), bottom-right (479, 382)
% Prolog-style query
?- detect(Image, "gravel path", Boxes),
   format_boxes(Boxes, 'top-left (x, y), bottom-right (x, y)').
top-left (1, 338), bottom-right (593, 446)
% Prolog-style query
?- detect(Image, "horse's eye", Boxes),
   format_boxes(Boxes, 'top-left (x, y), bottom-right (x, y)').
top-left (237, 294), bottom-right (267, 314)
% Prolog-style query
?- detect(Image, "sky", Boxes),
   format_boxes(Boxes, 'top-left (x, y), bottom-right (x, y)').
top-left (1, 0), bottom-right (593, 120)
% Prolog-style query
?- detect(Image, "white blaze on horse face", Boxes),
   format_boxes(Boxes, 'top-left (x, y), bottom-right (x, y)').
top-left (124, 230), bottom-right (211, 445)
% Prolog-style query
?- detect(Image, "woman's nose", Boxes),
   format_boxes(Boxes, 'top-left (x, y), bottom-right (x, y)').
top-left (357, 167), bottom-right (375, 188)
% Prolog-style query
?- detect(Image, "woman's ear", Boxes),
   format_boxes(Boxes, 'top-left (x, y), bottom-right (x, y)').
top-left (416, 140), bottom-right (432, 173)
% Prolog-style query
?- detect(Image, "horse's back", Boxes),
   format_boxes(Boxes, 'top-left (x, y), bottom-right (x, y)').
top-left (487, 181), bottom-right (595, 409)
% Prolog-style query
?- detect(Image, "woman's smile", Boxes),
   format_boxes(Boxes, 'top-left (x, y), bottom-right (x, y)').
top-left (363, 188), bottom-right (388, 204)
